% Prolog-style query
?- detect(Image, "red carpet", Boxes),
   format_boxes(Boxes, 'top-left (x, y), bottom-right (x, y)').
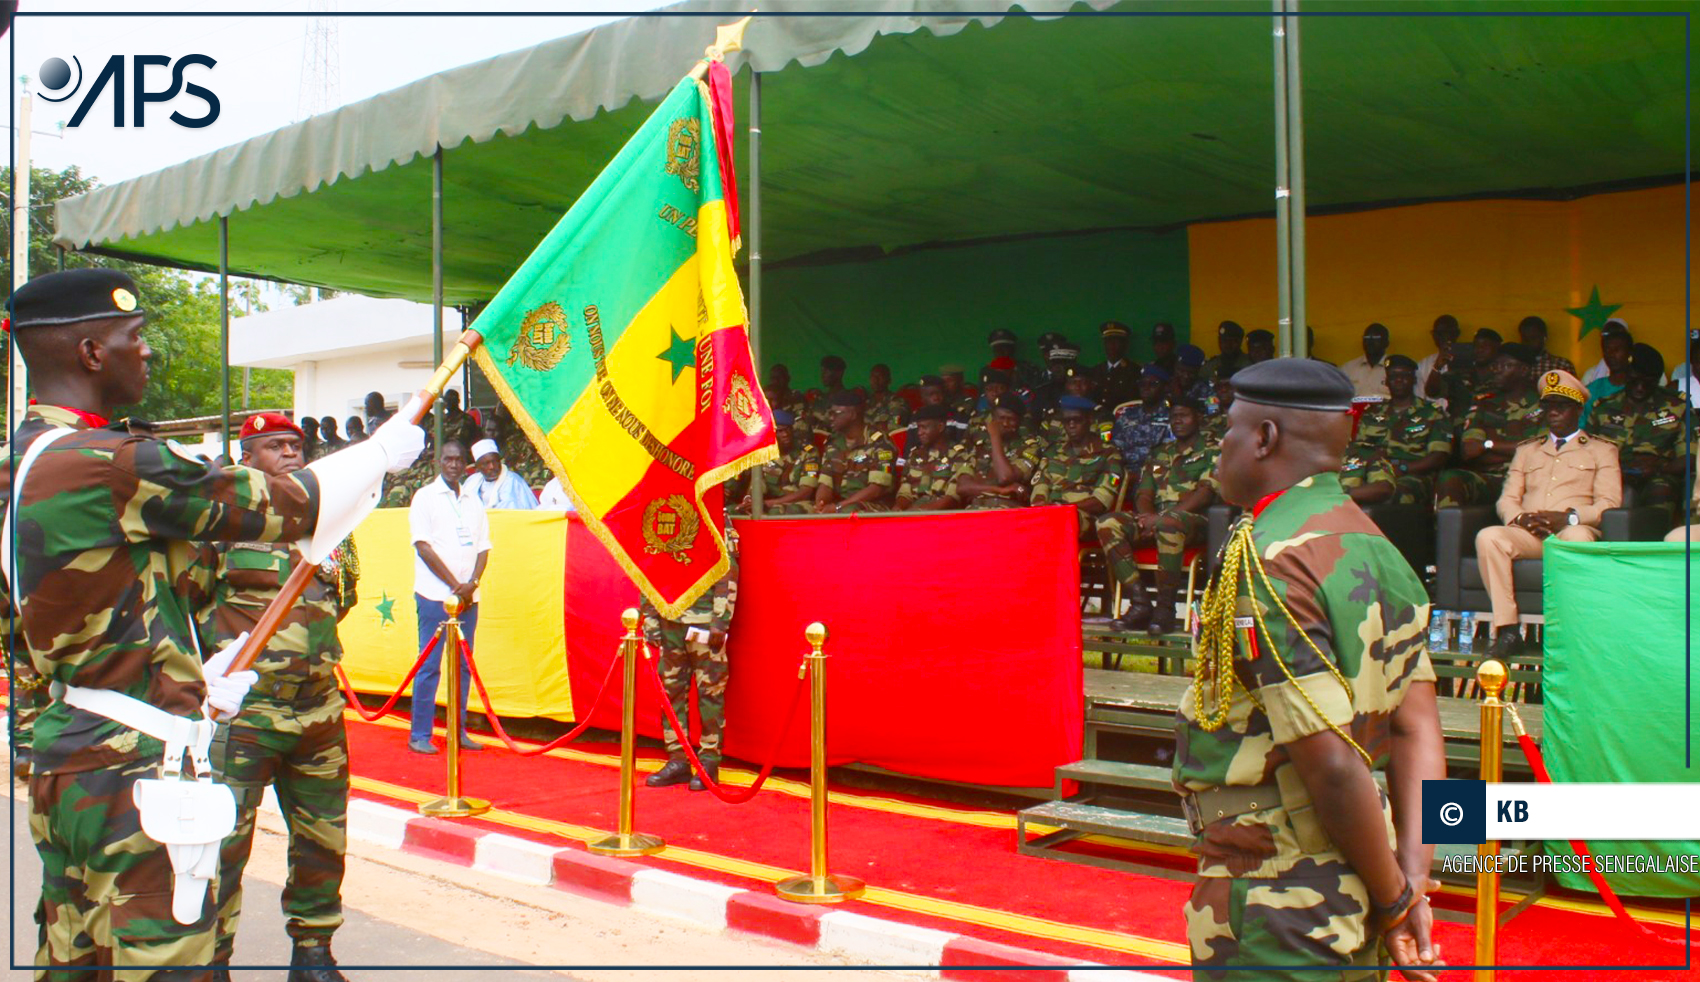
top-left (342, 707), bottom-right (1696, 979)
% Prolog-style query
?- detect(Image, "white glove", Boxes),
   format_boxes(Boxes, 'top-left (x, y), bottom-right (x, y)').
top-left (203, 632), bottom-right (257, 717)
top-left (371, 397), bottom-right (427, 473)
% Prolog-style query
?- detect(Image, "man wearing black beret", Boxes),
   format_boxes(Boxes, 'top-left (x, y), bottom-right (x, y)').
top-left (801, 353), bottom-right (849, 441)
top-left (1588, 342), bottom-right (1691, 513)
top-left (954, 394), bottom-right (1046, 511)
top-left (1178, 358), bottom-right (1444, 981)
top-left (894, 403), bottom-right (963, 511)
top-left (1349, 353), bottom-right (1454, 506)
top-left (1435, 342), bottom-right (1543, 508)
top-left (799, 389), bottom-right (896, 513)
top-left (1245, 329), bottom-right (1276, 365)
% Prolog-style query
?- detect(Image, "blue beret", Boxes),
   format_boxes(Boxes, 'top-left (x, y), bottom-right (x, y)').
top-left (1141, 364), bottom-right (1170, 381)
top-left (773, 408), bottom-right (795, 426)
top-left (1178, 344), bottom-right (1206, 368)
top-left (1058, 395), bottom-right (1097, 413)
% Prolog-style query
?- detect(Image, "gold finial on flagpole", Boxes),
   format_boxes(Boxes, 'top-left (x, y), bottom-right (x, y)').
top-left (707, 13), bottom-right (754, 62)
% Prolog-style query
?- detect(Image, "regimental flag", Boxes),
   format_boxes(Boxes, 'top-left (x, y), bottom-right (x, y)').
top-left (474, 60), bottom-right (775, 617)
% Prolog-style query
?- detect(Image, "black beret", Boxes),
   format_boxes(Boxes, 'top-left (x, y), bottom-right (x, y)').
top-left (1246, 329), bottom-right (1275, 345)
top-left (912, 403), bottom-right (948, 422)
top-left (1474, 328), bottom-right (1503, 344)
top-left (7, 268), bottom-right (147, 330)
top-left (1229, 358), bottom-right (1355, 413)
top-left (1385, 354), bottom-right (1419, 372)
top-left (1062, 365), bottom-right (1088, 379)
top-left (1629, 342), bottom-right (1666, 380)
top-left (829, 389), bottom-right (864, 408)
top-left (987, 328), bottom-right (1017, 345)
top-left (980, 368), bottom-right (1013, 386)
top-left (993, 393), bottom-right (1026, 415)
top-left (918, 374), bottom-right (945, 388)
top-left (1151, 322), bottom-right (1177, 341)
top-left (1170, 398), bottom-right (1206, 416)
top-left (1218, 320), bottom-right (1244, 336)
top-left (820, 355), bottom-right (847, 371)
top-left (1499, 342), bottom-right (1537, 366)
top-left (772, 408), bottom-right (796, 426)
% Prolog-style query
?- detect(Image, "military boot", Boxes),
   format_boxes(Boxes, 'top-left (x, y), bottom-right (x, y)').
top-left (1147, 573), bottom-right (1181, 637)
top-left (689, 761), bottom-right (719, 792)
top-left (646, 758), bottom-right (692, 788)
top-left (287, 940), bottom-right (347, 982)
top-left (1108, 571), bottom-right (1154, 633)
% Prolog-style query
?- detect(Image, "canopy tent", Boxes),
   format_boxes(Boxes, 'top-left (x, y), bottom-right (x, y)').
top-left (54, 0), bottom-right (1692, 304)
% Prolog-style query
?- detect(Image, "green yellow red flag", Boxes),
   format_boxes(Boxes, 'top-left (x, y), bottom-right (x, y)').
top-left (474, 58), bottom-right (774, 618)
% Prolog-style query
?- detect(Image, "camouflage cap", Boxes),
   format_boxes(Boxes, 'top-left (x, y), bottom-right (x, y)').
top-left (7, 268), bottom-right (147, 330)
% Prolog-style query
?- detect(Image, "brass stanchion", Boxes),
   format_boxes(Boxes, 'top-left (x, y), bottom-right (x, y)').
top-left (589, 609), bottom-right (665, 857)
top-left (420, 596), bottom-right (490, 818)
top-left (776, 623), bottom-right (864, 903)
top-left (1474, 658), bottom-right (1507, 982)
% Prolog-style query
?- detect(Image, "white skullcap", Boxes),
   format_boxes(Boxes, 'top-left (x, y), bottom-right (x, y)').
top-left (470, 439), bottom-right (500, 461)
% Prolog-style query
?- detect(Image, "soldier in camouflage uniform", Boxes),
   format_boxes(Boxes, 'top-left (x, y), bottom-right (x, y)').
top-left (1036, 367), bottom-right (1111, 451)
top-left (899, 375), bottom-right (971, 462)
top-left (1338, 446), bottom-right (1399, 507)
top-left (864, 363), bottom-right (911, 437)
top-left (381, 431), bottom-right (439, 507)
top-left (5, 590), bottom-right (49, 781)
top-left (1589, 343), bottom-right (1691, 514)
top-left (1, 268), bottom-right (423, 980)
top-left (1434, 343), bottom-right (1543, 508)
top-left (763, 363), bottom-right (809, 444)
top-left (642, 521), bottom-right (737, 791)
top-left (954, 396), bottom-right (1046, 510)
top-left (800, 354), bottom-right (849, 443)
top-left (1349, 355), bottom-right (1453, 506)
top-left (1111, 366), bottom-right (1173, 477)
top-left (733, 409), bottom-right (818, 515)
top-left (1032, 396), bottom-right (1126, 541)
top-left (1179, 358), bottom-right (1444, 981)
top-left (801, 390), bottom-right (897, 513)
top-left (894, 405), bottom-right (963, 510)
top-left (193, 413), bottom-right (358, 982)
top-left (439, 389), bottom-right (482, 451)
top-left (1097, 401), bottom-right (1219, 635)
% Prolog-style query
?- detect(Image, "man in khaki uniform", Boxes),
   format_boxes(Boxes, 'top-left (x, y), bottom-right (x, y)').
top-left (1476, 369), bottom-right (1621, 656)
top-left (1663, 455), bottom-right (1699, 543)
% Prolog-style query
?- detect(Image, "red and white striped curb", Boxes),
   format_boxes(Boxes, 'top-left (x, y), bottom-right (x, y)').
top-left (336, 797), bottom-right (1174, 980)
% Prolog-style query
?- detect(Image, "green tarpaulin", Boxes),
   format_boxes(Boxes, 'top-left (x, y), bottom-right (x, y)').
top-left (53, 0), bottom-right (1694, 308)
top-left (1542, 540), bottom-right (1700, 900)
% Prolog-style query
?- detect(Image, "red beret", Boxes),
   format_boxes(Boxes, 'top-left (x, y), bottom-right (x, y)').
top-left (239, 412), bottom-right (303, 442)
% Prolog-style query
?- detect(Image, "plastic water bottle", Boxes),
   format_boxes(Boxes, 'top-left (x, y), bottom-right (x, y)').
top-left (1458, 613), bottom-right (1475, 655)
top-left (1428, 610), bottom-right (1446, 653)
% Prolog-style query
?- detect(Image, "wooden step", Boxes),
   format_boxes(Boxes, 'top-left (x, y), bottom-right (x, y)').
top-left (1018, 799), bottom-right (1192, 848)
top-left (1056, 759), bottom-right (1174, 793)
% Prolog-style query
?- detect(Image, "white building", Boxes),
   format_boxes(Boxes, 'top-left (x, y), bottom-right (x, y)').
top-left (230, 295), bottom-right (470, 435)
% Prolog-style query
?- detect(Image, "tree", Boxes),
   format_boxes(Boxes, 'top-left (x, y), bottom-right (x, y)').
top-left (1, 164), bottom-right (295, 421)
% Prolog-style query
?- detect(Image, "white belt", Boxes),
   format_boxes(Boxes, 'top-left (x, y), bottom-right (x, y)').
top-left (55, 683), bottom-right (234, 925)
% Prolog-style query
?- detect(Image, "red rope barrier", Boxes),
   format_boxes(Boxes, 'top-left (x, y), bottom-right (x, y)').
top-left (641, 642), bottom-right (809, 804)
top-left (459, 637), bottom-right (624, 757)
top-left (1513, 731), bottom-right (1697, 954)
top-left (334, 633), bottom-right (439, 722)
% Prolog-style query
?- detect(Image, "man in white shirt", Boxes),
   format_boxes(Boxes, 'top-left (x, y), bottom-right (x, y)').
top-left (1338, 323), bottom-right (1392, 399)
top-left (1580, 317), bottom-right (1631, 387)
top-left (407, 441), bottom-right (492, 753)
top-left (1670, 332), bottom-right (1700, 409)
top-left (469, 438), bottom-right (537, 511)
top-left (1416, 314), bottom-right (1461, 411)
top-left (538, 475), bottom-right (577, 512)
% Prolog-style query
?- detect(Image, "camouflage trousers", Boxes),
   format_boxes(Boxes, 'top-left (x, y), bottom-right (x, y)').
top-left (209, 692), bottom-right (349, 961)
top-left (1185, 862), bottom-right (1385, 981)
top-left (1390, 472), bottom-right (1433, 507)
top-left (1434, 468), bottom-right (1502, 509)
top-left (1097, 509), bottom-right (1208, 578)
top-left (30, 756), bottom-right (218, 981)
top-left (646, 620), bottom-right (728, 766)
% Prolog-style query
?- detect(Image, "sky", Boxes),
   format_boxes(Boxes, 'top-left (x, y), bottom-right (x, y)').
top-left (7, 2), bottom-right (670, 187)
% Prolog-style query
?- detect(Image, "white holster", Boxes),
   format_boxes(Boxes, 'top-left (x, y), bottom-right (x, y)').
top-left (60, 684), bottom-right (235, 925)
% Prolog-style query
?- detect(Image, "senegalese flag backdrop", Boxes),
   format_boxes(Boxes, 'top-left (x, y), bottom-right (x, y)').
top-left (474, 61), bottom-right (774, 617)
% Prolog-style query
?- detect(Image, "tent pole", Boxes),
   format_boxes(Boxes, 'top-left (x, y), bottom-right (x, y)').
top-left (432, 145), bottom-right (445, 451)
top-left (749, 70), bottom-right (766, 519)
top-left (1271, 1), bottom-right (1293, 358)
top-left (10, 85), bottom-right (31, 439)
top-left (219, 215), bottom-right (231, 460)
top-left (1285, 0), bottom-right (1308, 358)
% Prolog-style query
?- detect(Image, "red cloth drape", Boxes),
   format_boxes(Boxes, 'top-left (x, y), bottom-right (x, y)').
top-left (563, 508), bottom-right (1085, 789)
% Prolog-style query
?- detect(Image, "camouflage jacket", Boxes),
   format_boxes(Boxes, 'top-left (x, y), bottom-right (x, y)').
top-left (442, 409), bottom-right (482, 452)
top-left (864, 392), bottom-right (911, 436)
top-left (800, 388), bottom-right (846, 438)
top-left (1353, 399), bottom-right (1453, 464)
top-left (1175, 472), bottom-right (1435, 878)
top-left (1032, 441), bottom-right (1125, 510)
top-left (1339, 448), bottom-right (1398, 493)
top-left (502, 432), bottom-right (552, 488)
top-left (800, 429), bottom-right (897, 502)
top-left (1036, 407), bottom-right (1113, 453)
top-left (734, 444), bottom-right (817, 502)
top-left (1110, 401), bottom-right (1172, 475)
top-left (1461, 388), bottom-right (1544, 479)
top-left (638, 556), bottom-right (738, 635)
top-left (382, 455), bottom-right (439, 507)
top-left (193, 536), bottom-right (357, 678)
top-left (954, 431), bottom-right (1046, 509)
top-left (896, 442), bottom-right (964, 506)
top-left (1140, 438), bottom-right (1218, 509)
top-left (1589, 386), bottom-right (1691, 469)
top-left (3, 406), bottom-right (320, 774)
top-left (899, 410), bottom-right (972, 465)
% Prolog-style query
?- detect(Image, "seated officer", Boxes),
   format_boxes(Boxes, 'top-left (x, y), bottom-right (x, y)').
top-left (1203, 366), bottom-right (1235, 443)
top-left (1092, 320), bottom-right (1142, 409)
top-left (801, 354), bottom-right (849, 441)
top-left (1476, 369), bottom-right (1620, 656)
top-left (864, 363), bottom-right (910, 436)
top-left (1201, 320), bottom-right (1248, 381)
top-left (735, 408), bottom-right (818, 514)
top-left (1032, 395), bottom-right (1125, 541)
top-left (1244, 328), bottom-right (1276, 364)
top-left (1351, 354), bottom-right (1453, 506)
top-left (977, 367), bottom-right (1014, 413)
top-left (1037, 367), bottom-right (1104, 449)
top-left (894, 404), bottom-right (964, 511)
top-left (1172, 344), bottom-right (1212, 406)
top-left (801, 390), bottom-right (896, 513)
top-left (1096, 400), bottom-right (1218, 635)
top-left (1435, 342), bottom-right (1542, 508)
top-left (986, 327), bottom-right (1046, 393)
top-left (1339, 447), bottom-right (1399, 506)
top-left (899, 374), bottom-right (970, 463)
top-left (955, 394), bottom-right (1046, 510)
top-left (1589, 343), bottom-right (1690, 513)
top-left (1111, 365), bottom-right (1172, 476)
top-left (1032, 343), bottom-right (1081, 412)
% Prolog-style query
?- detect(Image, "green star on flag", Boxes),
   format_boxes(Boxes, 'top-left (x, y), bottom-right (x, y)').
top-left (657, 328), bottom-right (696, 383)
top-left (1566, 286), bottom-right (1622, 340)
top-left (375, 592), bottom-right (396, 627)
